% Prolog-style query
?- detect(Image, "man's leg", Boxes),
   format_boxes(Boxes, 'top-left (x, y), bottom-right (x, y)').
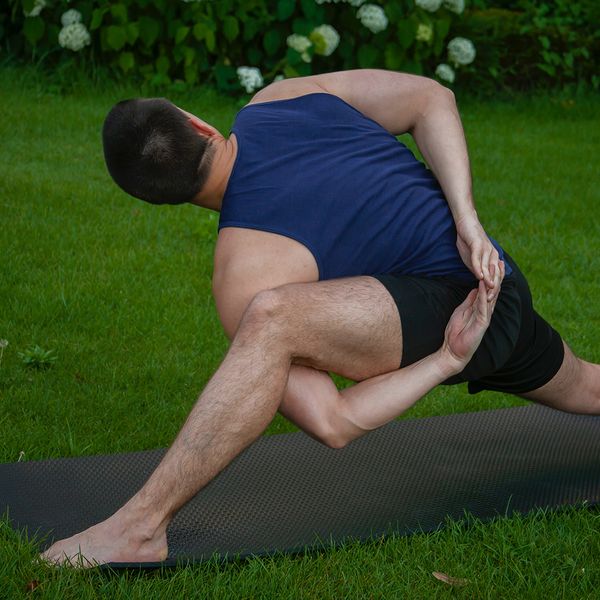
top-left (41, 276), bottom-right (411, 566)
top-left (517, 341), bottom-right (600, 414)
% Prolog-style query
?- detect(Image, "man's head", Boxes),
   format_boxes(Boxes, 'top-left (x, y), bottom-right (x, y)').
top-left (102, 98), bottom-right (217, 205)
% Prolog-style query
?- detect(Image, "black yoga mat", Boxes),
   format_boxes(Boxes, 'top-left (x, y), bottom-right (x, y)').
top-left (2, 404), bottom-right (600, 568)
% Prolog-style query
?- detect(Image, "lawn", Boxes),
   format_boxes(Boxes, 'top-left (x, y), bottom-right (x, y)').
top-left (0, 65), bottom-right (599, 598)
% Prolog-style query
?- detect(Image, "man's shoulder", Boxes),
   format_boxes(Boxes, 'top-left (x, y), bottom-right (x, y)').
top-left (243, 79), bottom-right (327, 108)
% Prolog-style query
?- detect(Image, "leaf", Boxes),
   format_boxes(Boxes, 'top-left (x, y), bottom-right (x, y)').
top-left (205, 29), bottom-right (216, 52)
top-left (357, 44), bottom-right (380, 68)
top-left (118, 52), bottom-right (135, 73)
top-left (90, 8), bottom-right (109, 31)
top-left (537, 62), bottom-right (556, 76)
top-left (247, 45), bottom-right (262, 64)
top-left (263, 29), bottom-right (281, 56)
top-left (156, 55), bottom-right (170, 75)
top-left (138, 16), bottom-right (160, 46)
top-left (184, 64), bottom-right (199, 84)
top-left (193, 22), bottom-right (208, 41)
top-left (292, 17), bottom-right (313, 36)
top-left (106, 25), bottom-right (127, 51)
top-left (384, 1), bottom-right (403, 22)
top-left (175, 26), bottom-right (190, 44)
top-left (432, 571), bottom-right (470, 586)
top-left (23, 17), bottom-right (45, 45)
top-left (223, 16), bottom-right (239, 42)
top-left (396, 19), bottom-right (415, 50)
top-left (277, 0), bottom-right (296, 21)
top-left (284, 64), bottom-right (299, 78)
top-left (214, 63), bottom-right (238, 91)
top-left (183, 46), bottom-right (196, 66)
top-left (285, 46), bottom-right (302, 65)
top-left (126, 22), bottom-right (139, 44)
top-left (300, 0), bottom-right (317, 19)
top-left (110, 3), bottom-right (128, 24)
top-left (384, 43), bottom-right (404, 70)
top-left (243, 19), bottom-right (261, 41)
top-left (403, 59), bottom-right (423, 75)
top-left (434, 16), bottom-right (451, 43)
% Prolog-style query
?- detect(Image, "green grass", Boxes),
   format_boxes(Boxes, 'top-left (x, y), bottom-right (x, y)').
top-left (0, 65), bottom-right (599, 598)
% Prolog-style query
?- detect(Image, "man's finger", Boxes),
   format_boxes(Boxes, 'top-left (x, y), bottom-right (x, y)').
top-left (488, 261), bottom-right (499, 300)
top-left (470, 244), bottom-right (483, 280)
top-left (476, 279), bottom-right (488, 321)
top-left (487, 250), bottom-right (501, 300)
top-left (481, 247), bottom-right (492, 287)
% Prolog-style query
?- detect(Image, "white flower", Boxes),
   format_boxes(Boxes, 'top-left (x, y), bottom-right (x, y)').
top-left (301, 51), bottom-right (312, 63)
top-left (416, 23), bottom-right (433, 42)
top-left (274, 75), bottom-right (285, 82)
top-left (236, 66), bottom-right (264, 93)
top-left (356, 4), bottom-right (388, 34)
top-left (0, 340), bottom-right (8, 348)
top-left (443, 0), bottom-right (465, 13)
top-left (310, 24), bottom-right (340, 56)
top-left (447, 36), bottom-right (476, 66)
top-left (435, 63), bottom-right (455, 83)
top-left (286, 34), bottom-right (312, 53)
top-left (58, 23), bottom-right (91, 51)
top-left (61, 9), bottom-right (82, 27)
top-left (415, 0), bottom-right (442, 12)
top-left (24, 0), bottom-right (46, 17)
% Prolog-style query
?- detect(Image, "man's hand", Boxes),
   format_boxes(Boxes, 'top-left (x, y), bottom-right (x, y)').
top-left (455, 211), bottom-right (504, 301)
top-left (438, 272), bottom-right (502, 375)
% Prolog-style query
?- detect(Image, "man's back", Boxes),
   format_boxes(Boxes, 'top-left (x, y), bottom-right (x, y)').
top-left (218, 92), bottom-right (485, 282)
top-left (213, 69), bottom-right (506, 337)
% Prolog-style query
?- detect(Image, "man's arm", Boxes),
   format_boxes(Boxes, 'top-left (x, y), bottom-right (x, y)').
top-left (215, 254), bottom-right (501, 449)
top-left (285, 68), bottom-right (503, 298)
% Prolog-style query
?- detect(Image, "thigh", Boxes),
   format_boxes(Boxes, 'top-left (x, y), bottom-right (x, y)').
top-left (267, 276), bottom-right (403, 382)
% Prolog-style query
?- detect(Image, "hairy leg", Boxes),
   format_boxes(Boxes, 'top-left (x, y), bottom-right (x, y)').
top-left (518, 341), bottom-right (600, 414)
top-left (40, 276), bottom-right (410, 566)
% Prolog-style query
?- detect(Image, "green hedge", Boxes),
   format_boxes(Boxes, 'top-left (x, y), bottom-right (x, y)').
top-left (2, 0), bottom-right (598, 95)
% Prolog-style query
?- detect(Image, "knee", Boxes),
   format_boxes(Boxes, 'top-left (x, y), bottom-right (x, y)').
top-left (236, 289), bottom-right (295, 347)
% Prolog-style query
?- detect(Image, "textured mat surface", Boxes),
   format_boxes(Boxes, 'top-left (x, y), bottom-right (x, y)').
top-left (2, 404), bottom-right (600, 567)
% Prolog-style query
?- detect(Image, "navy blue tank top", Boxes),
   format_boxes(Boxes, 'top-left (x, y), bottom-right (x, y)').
top-left (218, 92), bottom-right (511, 281)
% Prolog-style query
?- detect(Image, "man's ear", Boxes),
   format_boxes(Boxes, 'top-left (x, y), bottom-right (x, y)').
top-left (188, 117), bottom-right (217, 137)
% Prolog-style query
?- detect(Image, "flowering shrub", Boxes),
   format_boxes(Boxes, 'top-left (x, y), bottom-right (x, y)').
top-left (4, 0), bottom-right (477, 92)
top-left (458, 0), bottom-right (599, 94)
top-left (3, 0), bottom-right (597, 94)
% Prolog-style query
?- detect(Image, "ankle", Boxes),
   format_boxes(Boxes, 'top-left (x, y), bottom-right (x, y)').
top-left (112, 499), bottom-right (170, 542)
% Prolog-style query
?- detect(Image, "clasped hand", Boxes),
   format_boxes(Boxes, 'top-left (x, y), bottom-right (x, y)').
top-left (455, 211), bottom-right (504, 301)
top-left (438, 269), bottom-right (504, 375)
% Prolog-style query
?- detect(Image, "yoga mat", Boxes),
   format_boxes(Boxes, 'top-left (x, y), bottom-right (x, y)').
top-left (2, 404), bottom-right (600, 568)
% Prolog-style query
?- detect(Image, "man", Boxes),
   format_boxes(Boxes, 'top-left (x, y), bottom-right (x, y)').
top-left (42, 69), bottom-right (599, 566)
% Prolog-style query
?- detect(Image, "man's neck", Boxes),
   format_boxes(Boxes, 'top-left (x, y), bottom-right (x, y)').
top-left (191, 133), bottom-right (238, 212)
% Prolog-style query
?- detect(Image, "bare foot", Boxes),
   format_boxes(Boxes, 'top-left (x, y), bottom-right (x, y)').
top-left (39, 511), bottom-right (168, 568)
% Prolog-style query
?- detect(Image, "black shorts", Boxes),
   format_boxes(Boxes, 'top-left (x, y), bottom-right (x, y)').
top-left (371, 252), bottom-right (565, 395)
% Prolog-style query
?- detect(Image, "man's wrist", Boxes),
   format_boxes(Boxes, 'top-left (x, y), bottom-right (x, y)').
top-left (432, 347), bottom-right (464, 380)
top-left (453, 206), bottom-right (478, 226)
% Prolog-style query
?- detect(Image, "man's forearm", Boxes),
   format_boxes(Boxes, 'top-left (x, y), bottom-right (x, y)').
top-left (337, 349), bottom-right (456, 435)
top-left (410, 91), bottom-right (477, 223)
top-left (279, 350), bottom-right (458, 448)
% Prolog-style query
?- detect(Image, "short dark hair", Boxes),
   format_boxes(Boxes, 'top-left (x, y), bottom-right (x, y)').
top-left (102, 97), bottom-right (215, 205)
